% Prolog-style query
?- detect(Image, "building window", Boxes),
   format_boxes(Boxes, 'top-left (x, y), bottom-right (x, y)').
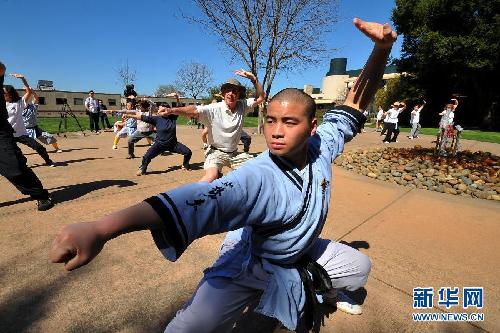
top-left (74, 98), bottom-right (84, 105)
top-left (108, 99), bottom-right (117, 106)
top-left (56, 98), bottom-right (67, 105)
top-left (38, 97), bottom-right (46, 105)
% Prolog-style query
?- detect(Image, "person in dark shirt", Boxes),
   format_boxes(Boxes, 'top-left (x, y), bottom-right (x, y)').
top-left (0, 61), bottom-right (53, 211)
top-left (123, 106), bottom-right (192, 176)
top-left (123, 84), bottom-right (137, 103)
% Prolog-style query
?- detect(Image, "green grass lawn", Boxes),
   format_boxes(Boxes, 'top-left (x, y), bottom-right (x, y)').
top-left (38, 116), bottom-right (500, 144)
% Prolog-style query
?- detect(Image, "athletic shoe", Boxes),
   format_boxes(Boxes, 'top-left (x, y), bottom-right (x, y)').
top-left (112, 145), bottom-right (118, 149)
top-left (408, 137), bottom-right (413, 140)
top-left (47, 161), bottom-right (55, 167)
top-left (136, 168), bottom-right (146, 176)
top-left (335, 291), bottom-right (363, 315)
top-left (383, 141), bottom-right (390, 144)
top-left (126, 154), bottom-right (135, 159)
top-left (203, 143), bottom-right (209, 149)
top-left (56, 149), bottom-right (63, 153)
top-left (181, 164), bottom-right (191, 170)
top-left (37, 198), bottom-right (54, 211)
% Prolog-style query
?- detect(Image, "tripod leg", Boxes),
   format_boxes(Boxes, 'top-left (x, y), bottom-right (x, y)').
top-left (63, 116), bottom-right (68, 137)
top-left (58, 115), bottom-right (63, 136)
top-left (70, 113), bottom-right (86, 136)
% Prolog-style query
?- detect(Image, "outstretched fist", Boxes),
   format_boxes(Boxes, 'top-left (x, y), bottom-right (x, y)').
top-left (50, 222), bottom-right (105, 271)
top-left (353, 18), bottom-right (397, 49)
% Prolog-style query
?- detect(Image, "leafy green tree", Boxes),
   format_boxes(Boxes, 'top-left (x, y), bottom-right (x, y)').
top-left (392, 0), bottom-right (499, 129)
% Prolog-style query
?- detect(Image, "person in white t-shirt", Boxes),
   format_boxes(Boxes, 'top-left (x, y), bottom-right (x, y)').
top-left (159, 70), bottom-right (266, 182)
top-left (4, 74), bottom-right (54, 166)
top-left (375, 106), bottom-right (384, 131)
top-left (382, 101), bottom-right (406, 143)
top-left (408, 100), bottom-right (426, 139)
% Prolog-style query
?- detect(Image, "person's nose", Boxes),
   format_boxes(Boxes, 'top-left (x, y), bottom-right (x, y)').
top-left (272, 122), bottom-right (284, 138)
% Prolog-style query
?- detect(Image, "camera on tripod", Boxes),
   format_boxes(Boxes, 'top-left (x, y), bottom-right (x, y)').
top-left (58, 98), bottom-right (86, 137)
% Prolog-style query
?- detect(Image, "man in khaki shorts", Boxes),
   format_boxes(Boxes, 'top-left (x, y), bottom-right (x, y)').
top-left (160, 69), bottom-right (266, 182)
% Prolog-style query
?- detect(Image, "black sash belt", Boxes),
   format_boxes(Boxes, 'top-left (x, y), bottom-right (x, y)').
top-left (296, 255), bottom-right (332, 333)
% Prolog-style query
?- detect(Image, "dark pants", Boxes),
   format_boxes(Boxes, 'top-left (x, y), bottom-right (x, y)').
top-left (128, 131), bottom-right (156, 156)
top-left (140, 141), bottom-right (192, 172)
top-left (100, 113), bottom-right (112, 129)
top-left (15, 135), bottom-right (52, 165)
top-left (240, 132), bottom-right (251, 153)
top-left (89, 112), bottom-right (100, 132)
top-left (380, 121), bottom-right (388, 136)
top-left (383, 123), bottom-right (399, 142)
top-left (0, 134), bottom-right (49, 200)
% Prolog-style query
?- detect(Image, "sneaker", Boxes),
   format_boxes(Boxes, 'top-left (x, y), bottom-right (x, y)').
top-left (56, 149), bottom-right (63, 153)
top-left (112, 145), bottom-right (118, 149)
top-left (126, 154), bottom-right (136, 159)
top-left (136, 168), bottom-right (146, 176)
top-left (408, 137), bottom-right (413, 140)
top-left (383, 141), bottom-right (390, 144)
top-left (181, 164), bottom-right (191, 170)
top-left (47, 161), bottom-right (56, 167)
top-left (37, 198), bottom-right (54, 211)
top-left (203, 143), bottom-right (209, 149)
top-left (335, 291), bottom-right (363, 315)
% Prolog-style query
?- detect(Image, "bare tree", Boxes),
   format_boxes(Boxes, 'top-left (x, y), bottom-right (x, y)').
top-left (175, 62), bottom-right (213, 99)
top-left (116, 59), bottom-right (137, 87)
top-left (155, 84), bottom-right (181, 97)
top-left (188, 0), bottom-right (339, 131)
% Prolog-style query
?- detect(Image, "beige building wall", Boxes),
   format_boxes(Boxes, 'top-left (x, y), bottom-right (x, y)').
top-left (322, 74), bottom-right (350, 102)
top-left (17, 89), bottom-right (121, 116)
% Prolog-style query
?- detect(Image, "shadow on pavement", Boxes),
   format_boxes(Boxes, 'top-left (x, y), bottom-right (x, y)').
top-left (23, 147), bottom-right (99, 156)
top-left (0, 179), bottom-right (137, 209)
top-left (49, 179), bottom-right (137, 204)
top-left (30, 157), bottom-right (106, 168)
top-left (340, 240), bottom-right (370, 250)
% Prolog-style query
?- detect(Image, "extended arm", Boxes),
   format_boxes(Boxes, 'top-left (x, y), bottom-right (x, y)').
top-left (451, 98), bottom-right (459, 110)
top-left (10, 73), bottom-right (33, 103)
top-left (51, 168), bottom-right (269, 271)
top-left (343, 18), bottom-right (397, 112)
top-left (50, 202), bottom-right (163, 271)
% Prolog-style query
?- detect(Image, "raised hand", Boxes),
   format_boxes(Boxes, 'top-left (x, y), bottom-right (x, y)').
top-left (234, 69), bottom-right (256, 82)
top-left (50, 222), bottom-right (106, 271)
top-left (9, 73), bottom-right (25, 79)
top-left (353, 18), bottom-right (397, 49)
top-left (0, 63), bottom-right (6, 76)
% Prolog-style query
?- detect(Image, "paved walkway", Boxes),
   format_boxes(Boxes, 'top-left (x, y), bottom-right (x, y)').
top-left (0, 127), bottom-right (498, 332)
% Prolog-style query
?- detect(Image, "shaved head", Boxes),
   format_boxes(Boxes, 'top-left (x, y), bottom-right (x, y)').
top-left (269, 88), bottom-right (316, 119)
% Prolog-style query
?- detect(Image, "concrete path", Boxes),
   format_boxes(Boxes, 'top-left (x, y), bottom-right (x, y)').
top-left (0, 127), bottom-right (498, 333)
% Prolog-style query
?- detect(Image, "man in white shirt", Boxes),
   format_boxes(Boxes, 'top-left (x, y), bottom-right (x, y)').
top-left (383, 101), bottom-right (406, 143)
top-left (159, 70), bottom-right (266, 182)
top-left (408, 100), bottom-right (426, 139)
top-left (85, 90), bottom-right (100, 134)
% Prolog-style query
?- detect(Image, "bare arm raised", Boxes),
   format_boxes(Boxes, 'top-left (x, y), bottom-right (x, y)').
top-left (344, 18), bottom-right (397, 111)
top-left (10, 73), bottom-right (33, 103)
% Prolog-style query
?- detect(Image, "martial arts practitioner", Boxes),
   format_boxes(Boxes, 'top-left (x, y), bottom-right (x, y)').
top-left (0, 62), bottom-right (53, 211)
top-left (120, 108), bottom-right (192, 176)
top-left (50, 18), bottom-right (396, 332)
top-left (106, 100), bottom-right (138, 150)
top-left (23, 90), bottom-right (63, 152)
top-left (158, 71), bottom-right (266, 182)
top-left (4, 73), bottom-right (55, 166)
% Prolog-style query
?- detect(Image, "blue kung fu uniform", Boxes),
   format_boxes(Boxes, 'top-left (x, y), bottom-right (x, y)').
top-left (144, 106), bottom-right (366, 331)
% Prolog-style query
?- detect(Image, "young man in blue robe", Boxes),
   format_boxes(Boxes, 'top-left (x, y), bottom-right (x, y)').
top-left (51, 18), bottom-right (397, 332)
